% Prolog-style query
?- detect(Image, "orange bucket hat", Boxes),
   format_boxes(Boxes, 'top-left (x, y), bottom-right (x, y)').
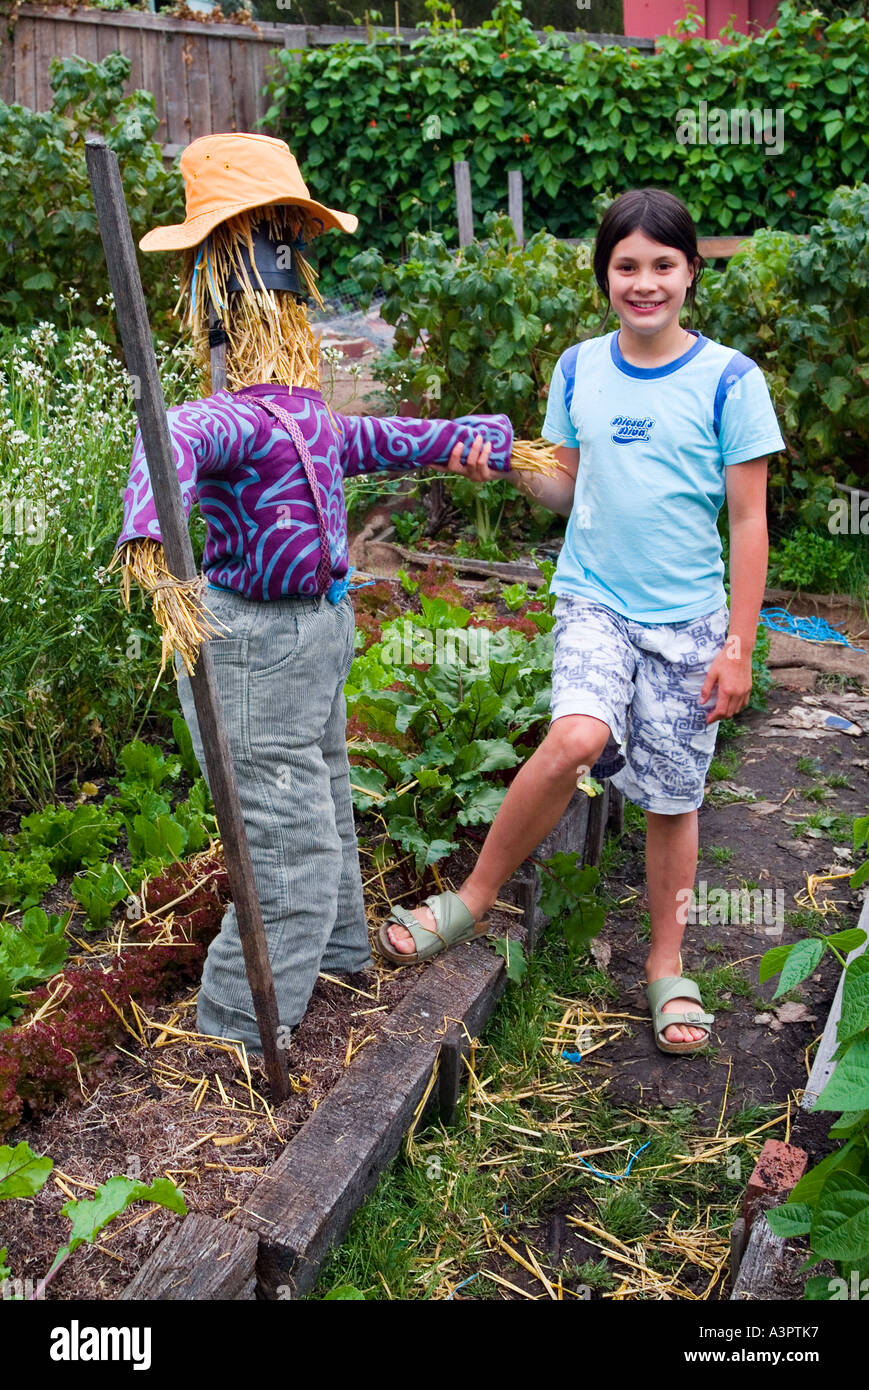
top-left (140, 132), bottom-right (358, 252)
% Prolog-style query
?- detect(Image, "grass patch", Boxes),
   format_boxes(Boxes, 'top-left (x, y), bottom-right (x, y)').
top-left (307, 927), bottom-right (782, 1300)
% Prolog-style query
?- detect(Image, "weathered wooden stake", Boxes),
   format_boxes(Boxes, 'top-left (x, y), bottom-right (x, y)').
top-left (507, 168), bottom-right (524, 246)
top-left (453, 160), bottom-right (474, 247)
top-left (85, 137), bottom-right (291, 1103)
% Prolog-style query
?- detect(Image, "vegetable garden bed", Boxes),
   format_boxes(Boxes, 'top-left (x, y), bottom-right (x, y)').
top-left (0, 559), bottom-right (620, 1299)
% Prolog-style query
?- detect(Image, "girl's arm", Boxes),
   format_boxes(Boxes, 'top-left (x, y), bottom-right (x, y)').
top-left (435, 439), bottom-right (579, 518)
top-left (700, 456), bottom-right (769, 723)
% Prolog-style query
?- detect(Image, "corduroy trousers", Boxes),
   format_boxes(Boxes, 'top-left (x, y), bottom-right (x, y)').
top-left (174, 582), bottom-right (372, 1051)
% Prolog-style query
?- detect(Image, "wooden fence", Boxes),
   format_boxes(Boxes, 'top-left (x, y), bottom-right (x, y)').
top-left (0, 5), bottom-right (654, 158)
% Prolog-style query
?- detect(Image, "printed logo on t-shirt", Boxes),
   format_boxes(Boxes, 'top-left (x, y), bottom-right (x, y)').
top-left (610, 415), bottom-right (655, 444)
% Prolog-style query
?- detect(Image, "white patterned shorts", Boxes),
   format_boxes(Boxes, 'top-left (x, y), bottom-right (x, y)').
top-left (550, 594), bottom-right (730, 813)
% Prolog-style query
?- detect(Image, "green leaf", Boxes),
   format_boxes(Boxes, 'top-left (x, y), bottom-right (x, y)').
top-left (839, 955), bottom-right (869, 1044)
top-left (765, 1201), bottom-right (813, 1238)
top-left (772, 937), bottom-right (825, 999)
top-left (758, 942), bottom-right (794, 985)
top-left (0, 1142), bottom-right (53, 1200)
top-left (323, 1284), bottom-right (365, 1299)
top-left (52, 1175), bottom-right (187, 1273)
top-left (491, 936), bottom-right (527, 984)
top-left (812, 1172), bottom-right (869, 1261)
top-left (815, 1037), bottom-right (869, 1111)
top-left (790, 1142), bottom-right (862, 1207)
top-left (456, 783), bottom-right (507, 826)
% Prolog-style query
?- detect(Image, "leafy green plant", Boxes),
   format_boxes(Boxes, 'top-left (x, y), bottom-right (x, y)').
top-left (346, 596), bottom-right (553, 870)
top-left (70, 862), bottom-right (129, 932)
top-left (0, 907), bottom-right (70, 1028)
top-left (0, 849), bottom-right (57, 910)
top-left (0, 1140), bottom-right (187, 1300)
top-left (760, 909), bottom-right (869, 1293)
top-left (536, 850), bottom-right (606, 953)
top-left (0, 52), bottom-right (182, 330)
top-left (749, 623), bottom-right (773, 711)
top-left (768, 528), bottom-right (857, 592)
top-left (351, 209), bottom-right (602, 431)
top-left (116, 739), bottom-right (183, 793)
top-left (265, 2), bottom-right (869, 296)
top-left (17, 802), bottom-right (122, 874)
top-left (0, 322), bottom-right (195, 811)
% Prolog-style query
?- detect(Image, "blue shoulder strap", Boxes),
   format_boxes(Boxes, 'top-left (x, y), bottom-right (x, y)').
top-left (713, 352), bottom-right (756, 437)
top-left (561, 342), bottom-right (581, 418)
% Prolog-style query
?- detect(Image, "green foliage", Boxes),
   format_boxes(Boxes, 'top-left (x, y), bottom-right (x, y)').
top-left (701, 184), bottom-right (869, 523)
top-left (346, 595), bottom-right (553, 871)
top-left (491, 935), bottom-right (527, 983)
top-left (762, 913), bottom-right (869, 1287)
top-left (749, 623), bottom-right (773, 711)
top-left (0, 322), bottom-right (196, 811)
top-left (0, 1140), bottom-right (53, 1200)
top-left (17, 802), bottom-right (122, 874)
top-left (49, 1174), bottom-right (187, 1276)
top-left (70, 862), bottom-right (129, 932)
top-left (768, 527), bottom-right (858, 592)
top-left (0, 906), bottom-right (70, 1028)
top-left (351, 210), bottom-right (603, 429)
top-left (536, 850), bottom-right (606, 953)
top-left (264, 2), bottom-right (869, 294)
top-left (0, 849), bottom-right (57, 910)
top-left (0, 52), bottom-right (183, 331)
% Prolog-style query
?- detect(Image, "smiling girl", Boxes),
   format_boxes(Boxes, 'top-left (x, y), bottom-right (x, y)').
top-left (379, 187), bottom-right (786, 1056)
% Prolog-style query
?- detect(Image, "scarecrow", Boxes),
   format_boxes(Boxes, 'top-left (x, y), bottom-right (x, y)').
top-left (111, 132), bottom-right (563, 1051)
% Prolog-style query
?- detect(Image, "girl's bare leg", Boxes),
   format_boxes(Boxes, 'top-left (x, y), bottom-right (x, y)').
top-left (384, 713), bottom-right (610, 946)
top-left (644, 808), bottom-right (707, 1044)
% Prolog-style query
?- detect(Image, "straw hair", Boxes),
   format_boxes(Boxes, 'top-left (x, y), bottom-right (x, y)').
top-left (178, 206), bottom-right (325, 396)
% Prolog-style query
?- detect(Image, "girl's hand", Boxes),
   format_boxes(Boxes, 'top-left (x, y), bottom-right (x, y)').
top-left (700, 645), bottom-right (753, 724)
top-left (430, 432), bottom-right (500, 481)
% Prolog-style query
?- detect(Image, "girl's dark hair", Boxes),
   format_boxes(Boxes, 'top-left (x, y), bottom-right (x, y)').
top-left (592, 188), bottom-right (706, 332)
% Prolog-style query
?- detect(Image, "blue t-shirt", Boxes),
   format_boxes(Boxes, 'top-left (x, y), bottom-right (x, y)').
top-left (540, 329), bottom-right (786, 623)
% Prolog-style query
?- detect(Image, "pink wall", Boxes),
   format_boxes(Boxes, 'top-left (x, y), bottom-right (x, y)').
top-left (622, 0), bottom-right (780, 42)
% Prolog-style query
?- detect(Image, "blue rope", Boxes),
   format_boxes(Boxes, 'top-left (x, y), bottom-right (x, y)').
top-left (571, 1141), bottom-right (651, 1183)
top-left (326, 565), bottom-right (377, 605)
top-left (759, 607), bottom-right (865, 652)
top-left (447, 1272), bottom-right (480, 1299)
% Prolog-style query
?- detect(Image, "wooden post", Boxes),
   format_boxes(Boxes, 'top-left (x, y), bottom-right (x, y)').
top-left (209, 302), bottom-right (227, 393)
top-left (507, 168), bottom-right (524, 247)
top-left (453, 160), bottom-right (474, 247)
top-left (85, 137), bottom-right (291, 1104)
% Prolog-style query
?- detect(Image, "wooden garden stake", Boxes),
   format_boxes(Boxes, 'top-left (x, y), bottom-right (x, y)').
top-left (507, 169), bottom-right (524, 247)
top-left (454, 160), bottom-right (474, 247)
top-left (84, 137), bottom-right (291, 1103)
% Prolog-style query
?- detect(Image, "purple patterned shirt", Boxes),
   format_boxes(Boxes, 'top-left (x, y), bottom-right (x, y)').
top-left (116, 384), bottom-right (514, 601)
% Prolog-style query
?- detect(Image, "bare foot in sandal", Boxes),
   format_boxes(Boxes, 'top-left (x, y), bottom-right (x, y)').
top-left (384, 886), bottom-right (489, 955)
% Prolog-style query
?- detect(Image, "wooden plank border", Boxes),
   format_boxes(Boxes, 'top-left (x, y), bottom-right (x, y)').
top-left (801, 893), bottom-right (869, 1112)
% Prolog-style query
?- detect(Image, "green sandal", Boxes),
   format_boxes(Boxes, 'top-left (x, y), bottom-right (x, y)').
top-left (646, 965), bottom-right (715, 1055)
top-left (378, 891), bottom-right (490, 967)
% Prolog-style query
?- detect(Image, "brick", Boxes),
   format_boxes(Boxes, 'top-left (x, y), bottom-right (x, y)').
top-left (316, 335), bottom-right (375, 359)
top-left (743, 1139), bottom-right (808, 1233)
